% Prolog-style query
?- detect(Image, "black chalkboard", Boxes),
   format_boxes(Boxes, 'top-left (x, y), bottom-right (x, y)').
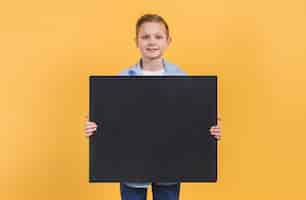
top-left (89, 76), bottom-right (217, 182)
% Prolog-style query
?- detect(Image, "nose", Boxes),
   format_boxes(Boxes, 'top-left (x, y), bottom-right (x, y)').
top-left (147, 37), bottom-right (156, 45)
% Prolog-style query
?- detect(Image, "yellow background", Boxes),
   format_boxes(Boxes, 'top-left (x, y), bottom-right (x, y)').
top-left (1, 0), bottom-right (306, 199)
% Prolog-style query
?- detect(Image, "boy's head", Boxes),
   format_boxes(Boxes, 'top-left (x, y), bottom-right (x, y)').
top-left (135, 14), bottom-right (172, 61)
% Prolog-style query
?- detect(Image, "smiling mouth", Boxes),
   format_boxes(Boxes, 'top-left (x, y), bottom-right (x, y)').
top-left (146, 48), bottom-right (159, 51)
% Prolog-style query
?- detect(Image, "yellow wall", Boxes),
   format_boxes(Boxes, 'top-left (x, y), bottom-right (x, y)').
top-left (1, 0), bottom-right (306, 199)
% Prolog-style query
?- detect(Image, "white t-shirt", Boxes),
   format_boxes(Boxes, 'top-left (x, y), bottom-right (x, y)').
top-left (141, 68), bottom-right (165, 76)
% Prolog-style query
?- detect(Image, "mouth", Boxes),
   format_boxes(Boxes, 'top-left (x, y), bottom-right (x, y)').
top-left (146, 48), bottom-right (159, 52)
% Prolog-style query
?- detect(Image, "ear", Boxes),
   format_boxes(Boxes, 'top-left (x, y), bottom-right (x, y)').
top-left (134, 37), bottom-right (139, 48)
top-left (167, 36), bottom-right (172, 45)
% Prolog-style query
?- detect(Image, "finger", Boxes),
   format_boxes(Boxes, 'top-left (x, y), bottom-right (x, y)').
top-left (212, 127), bottom-right (220, 132)
top-left (212, 133), bottom-right (221, 138)
top-left (85, 127), bottom-right (97, 133)
top-left (217, 117), bottom-right (221, 121)
top-left (85, 130), bottom-right (95, 134)
top-left (85, 131), bottom-right (93, 135)
top-left (210, 126), bottom-right (219, 130)
top-left (212, 128), bottom-right (221, 132)
top-left (85, 132), bottom-right (94, 137)
top-left (214, 135), bottom-right (221, 140)
top-left (87, 121), bottom-right (98, 125)
top-left (210, 126), bottom-right (215, 129)
top-left (85, 132), bottom-right (95, 137)
top-left (85, 127), bottom-right (96, 132)
top-left (211, 128), bottom-right (221, 134)
top-left (86, 122), bottom-right (97, 127)
top-left (85, 125), bottom-right (97, 131)
top-left (86, 122), bottom-right (98, 127)
top-left (211, 132), bottom-right (221, 135)
top-left (210, 126), bottom-right (220, 131)
top-left (212, 128), bottom-right (221, 133)
top-left (85, 125), bottom-right (97, 130)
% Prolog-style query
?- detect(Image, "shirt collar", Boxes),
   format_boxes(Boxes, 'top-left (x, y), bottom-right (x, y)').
top-left (128, 58), bottom-right (179, 76)
top-left (134, 58), bottom-right (170, 74)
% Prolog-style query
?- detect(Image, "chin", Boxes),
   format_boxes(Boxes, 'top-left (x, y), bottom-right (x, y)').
top-left (146, 56), bottom-right (162, 60)
top-left (145, 54), bottom-right (162, 60)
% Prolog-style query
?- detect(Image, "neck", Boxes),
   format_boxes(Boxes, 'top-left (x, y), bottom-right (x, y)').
top-left (141, 57), bottom-right (164, 71)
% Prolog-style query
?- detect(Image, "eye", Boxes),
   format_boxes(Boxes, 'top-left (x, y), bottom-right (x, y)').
top-left (141, 35), bottom-right (150, 40)
top-left (155, 35), bottom-right (163, 39)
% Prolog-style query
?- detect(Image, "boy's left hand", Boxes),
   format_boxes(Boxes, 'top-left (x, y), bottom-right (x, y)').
top-left (209, 117), bottom-right (221, 140)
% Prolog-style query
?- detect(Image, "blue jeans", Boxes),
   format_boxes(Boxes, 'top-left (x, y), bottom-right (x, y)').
top-left (120, 183), bottom-right (180, 200)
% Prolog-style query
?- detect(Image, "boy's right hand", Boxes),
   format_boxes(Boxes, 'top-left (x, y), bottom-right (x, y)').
top-left (84, 114), bottom-right (98, 137)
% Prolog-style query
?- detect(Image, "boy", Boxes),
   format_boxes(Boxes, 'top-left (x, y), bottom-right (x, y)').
top-left (84, 14), bottom-right (221, 200)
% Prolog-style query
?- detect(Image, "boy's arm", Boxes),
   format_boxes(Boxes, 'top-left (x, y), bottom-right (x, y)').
top-left (118, 69), bottom-right (129, 76)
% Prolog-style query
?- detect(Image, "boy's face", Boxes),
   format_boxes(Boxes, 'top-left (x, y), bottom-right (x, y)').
top-left (136, 22), bottom-right (171, 60)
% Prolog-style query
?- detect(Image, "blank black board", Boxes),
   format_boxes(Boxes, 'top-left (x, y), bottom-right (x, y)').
top-left (89, 76), bottom-right (217, 182)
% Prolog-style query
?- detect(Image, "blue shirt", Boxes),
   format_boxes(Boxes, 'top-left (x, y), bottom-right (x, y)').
top-left (118, 58), bottom-right (186, 188)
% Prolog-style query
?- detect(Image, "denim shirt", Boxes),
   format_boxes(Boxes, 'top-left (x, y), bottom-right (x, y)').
top-left (118, 59), bottom-right (186, 188)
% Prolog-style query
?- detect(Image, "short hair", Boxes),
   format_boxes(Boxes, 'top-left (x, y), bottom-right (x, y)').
top-left (136, 14), bottom-right (170, 38)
